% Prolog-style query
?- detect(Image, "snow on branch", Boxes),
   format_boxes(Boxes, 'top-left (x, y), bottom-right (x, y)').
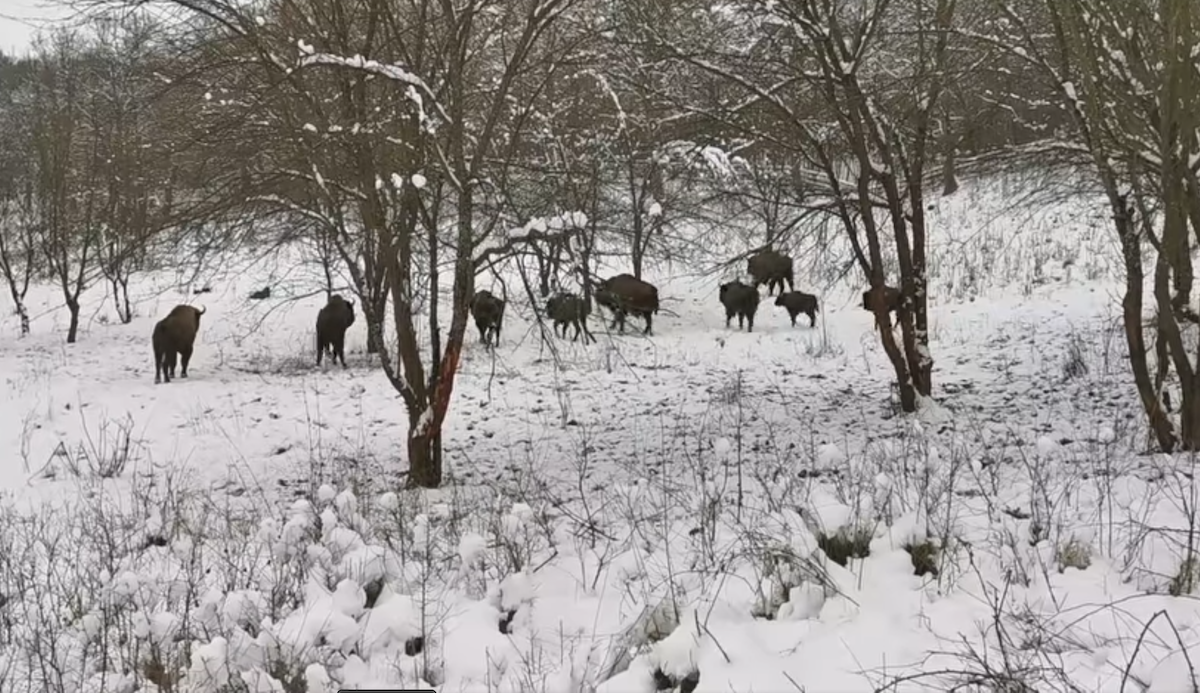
top-left (505, 211), bottom-right (589, 241)
top-left (473, 211), bottom-right (589, 267)
top-left (297, 53), bottom-right (450, 128)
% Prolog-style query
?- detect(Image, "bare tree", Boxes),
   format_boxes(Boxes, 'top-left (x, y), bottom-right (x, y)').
top-left (28, 30), bottom-right (101, 344)
top-left (976, 0), bottom-right (1194, 450)
top-left (643, 0), bottom-right (957, 412)
top-left (0, 54), bottom-right (39, 335)
top-left (83, 0), bottom-right (584, 487)
top-left (87, 12), bottom-right (185, 323)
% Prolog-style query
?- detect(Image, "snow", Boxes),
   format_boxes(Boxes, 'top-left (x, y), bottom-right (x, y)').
top-left (0, 172), bottom-right (1199, 691)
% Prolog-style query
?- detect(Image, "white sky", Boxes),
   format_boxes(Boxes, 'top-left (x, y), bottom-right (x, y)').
top-left (0, 0), bottom-right (73, 55)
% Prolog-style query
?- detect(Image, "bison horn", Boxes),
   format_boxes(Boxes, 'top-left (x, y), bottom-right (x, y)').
top-left (197, 305), bottom-right (207, 315)
top-left (347, 300), bottom-right (354, 309)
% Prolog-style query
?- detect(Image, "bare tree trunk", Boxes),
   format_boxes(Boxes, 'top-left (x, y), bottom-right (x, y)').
top-left (65, 298), bottom-right (80, 343)
top-left (941, 138), bottom-right (959, 196)
top-left (1114, 195), bottom-right (1176, 450)
top-left (110, 273), bottom-right (133, 324)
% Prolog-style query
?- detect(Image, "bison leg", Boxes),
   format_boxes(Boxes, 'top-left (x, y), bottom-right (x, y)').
top-left (154, 347), bottom-right (164, 384)
top-left (725, 308), bottom-right (733, 328)
top-left (162, 350), bottom-right (176, 383)
top-left (179, 346), bottom-right (193, 378)
top-left (808, 310), bottom-right (816, 328)
top-left (746, 311), bottom-right (754, 332)
top-left (334, 335), bottom-right (347, 367)
top-left (642, 312), bottom-right (653, 335)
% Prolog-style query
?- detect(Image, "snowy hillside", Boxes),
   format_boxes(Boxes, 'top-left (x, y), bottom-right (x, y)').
top-left (0, 174), bottom-right (1196, 692)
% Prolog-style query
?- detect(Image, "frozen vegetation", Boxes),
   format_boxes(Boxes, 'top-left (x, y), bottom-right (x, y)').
top-left (1, 174), bottom-right (1198, 692)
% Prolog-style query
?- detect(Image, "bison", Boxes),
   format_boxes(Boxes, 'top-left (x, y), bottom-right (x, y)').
top-left (316, 294), bottom-right (356, 367)
top-left (746, 250), bottom-right (795, 296)
top-left (718, 280), bottom-right (760, 332)
top-left (470, 290), bottom-right (506, 346)
top-left (861, 285), bottom-right (904, 315)
top-left (545, 292), bottom-right (595, 343)
top-left (595, 274), bottom-right (660, 335)
top-left (153, 304), bottom-right (206, 384)
top-left (775, 290), bottom-right (820, 328)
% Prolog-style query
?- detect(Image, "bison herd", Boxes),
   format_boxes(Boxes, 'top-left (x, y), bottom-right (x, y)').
top-left (149, 249), bottom-right (904, 383)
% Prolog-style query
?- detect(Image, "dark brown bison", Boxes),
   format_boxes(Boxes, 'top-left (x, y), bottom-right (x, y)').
top-left (470, 290), bottom-right (506, 346)
top-left (595, 274), bottom-right (660, 335)
top-left (746, 250), bottom-right (795, 296)
top-left (862, 285), bottom-right (904, 316)
top-left (718, 280), bottom-right (760, 332)
top-left (316, 294), bottom-right (356, 367)
top-left (153, 304), bottom-right (206, 384)
top-left (775, 291), bottom-right (820, 327)
top-left (545, 292), bottom-right (595, 343)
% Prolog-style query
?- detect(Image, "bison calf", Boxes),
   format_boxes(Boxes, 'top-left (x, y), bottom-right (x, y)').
top-left (718, 280), bottom-right (760, 332)
top-left (595, 274), bottom-right (660, 335)
top-left (470, 290), bottom-right (506, 346)
top-left (153, 304), bottom-right (206, 384)
top-left (746, 250), bottom-right (796, 296)
top-left (545, 292), bottom-right (594, 343)
top-left (775, 291), bottom-right (820, 328)
top-left (316, 294), bottom-right (356, 367)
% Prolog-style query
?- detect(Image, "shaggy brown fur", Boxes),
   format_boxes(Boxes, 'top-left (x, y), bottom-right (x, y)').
top-left (775, 290), bottom-right (820, 328)
top-left (153, 305), bottom-right (206, 384)
top-left (718, 280), bottom-right (760, 332)
top-left (861, 285), bottom-right (903, 315)
top-left (746, 250), bottom-right (796, 296)
top-left (545, 292), bottom-right (595, 343)
top-left (316, 294), bottom-right (356, 367)
top-left (595, 274), bottom-right (660, 335)
top-left (470, 290), bottom-right (506, 346)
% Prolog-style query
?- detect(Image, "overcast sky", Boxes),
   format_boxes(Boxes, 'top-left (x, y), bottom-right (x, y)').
top-left (0, 0), bottom-right (72, 55)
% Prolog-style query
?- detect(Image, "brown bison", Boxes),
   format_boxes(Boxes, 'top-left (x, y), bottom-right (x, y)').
top-left (746, 250), bottom-right (795, 296)
top-left (545, 292), bottom-right (595, 343)
top-left (153, 304), bottom-right (206, 384)
top-left (862, 285), bottom-right (904, 316)
top-left (718, 280), bottom-right (760, 332)
top-left (775, 291), bottom-right (820, 327)
top-left (316, 294), bottom-right (356, 367)
top-left (595, 274), bottom-right (660, 335)
top-left (470, 290), bottom-right (506, 346)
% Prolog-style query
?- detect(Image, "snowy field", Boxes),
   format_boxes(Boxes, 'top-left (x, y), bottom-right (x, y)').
top-left (1, 173), bottom-right (1198, 692)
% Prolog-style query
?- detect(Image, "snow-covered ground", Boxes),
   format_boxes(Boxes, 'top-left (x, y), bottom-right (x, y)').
top-left (1, 173), bottom-right (1197, 692)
